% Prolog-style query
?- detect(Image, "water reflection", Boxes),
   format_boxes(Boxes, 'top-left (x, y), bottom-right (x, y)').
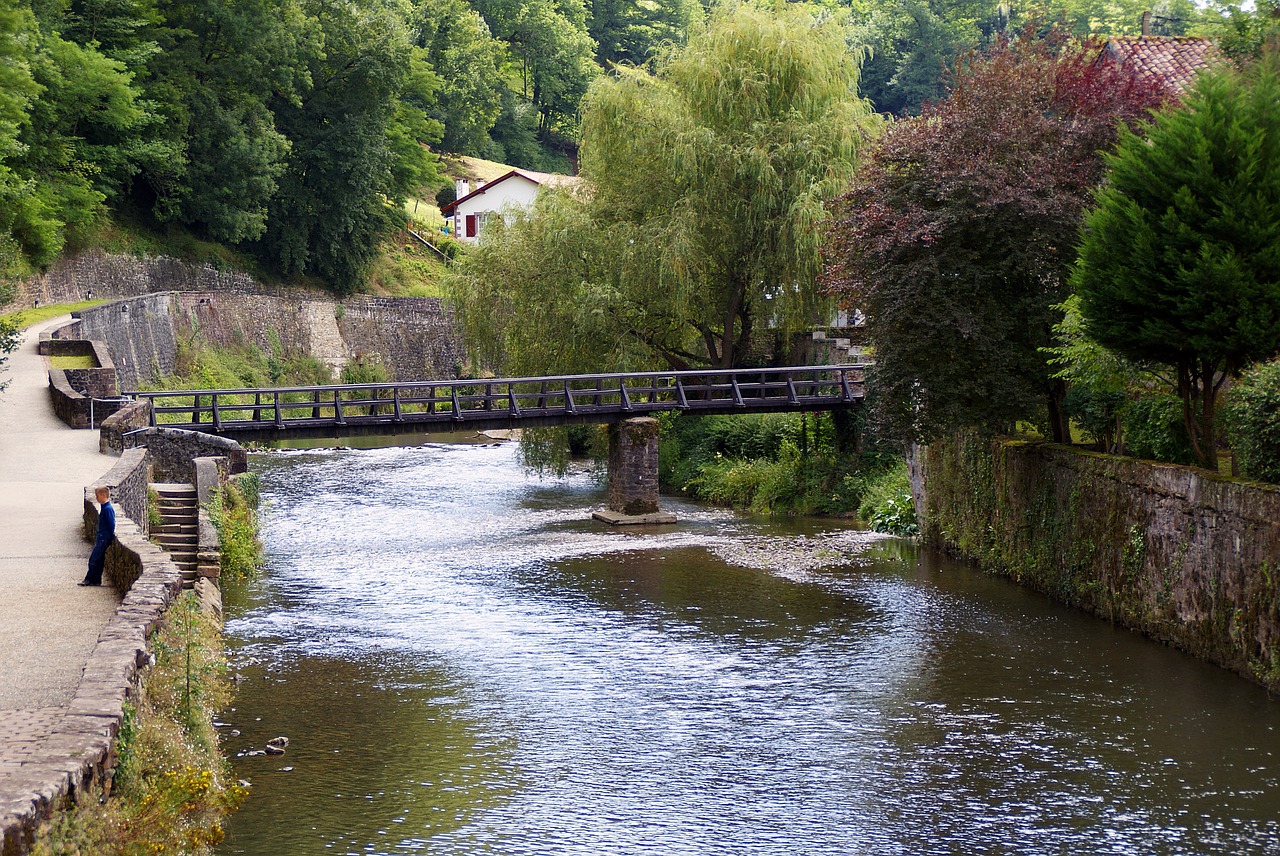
top-left (219, 441), bottom-right (1280, 855)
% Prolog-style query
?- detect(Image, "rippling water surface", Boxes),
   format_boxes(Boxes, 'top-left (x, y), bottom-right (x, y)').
top-left (218, 440), bottom-right (1280, 855)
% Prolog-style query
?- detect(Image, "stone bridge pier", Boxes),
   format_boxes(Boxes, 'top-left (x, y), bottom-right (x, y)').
top-left (592, 417), bottom-right (676, 525)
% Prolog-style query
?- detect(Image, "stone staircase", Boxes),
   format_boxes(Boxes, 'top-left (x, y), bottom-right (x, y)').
top-left (151, 483), bottom-right (202, 587)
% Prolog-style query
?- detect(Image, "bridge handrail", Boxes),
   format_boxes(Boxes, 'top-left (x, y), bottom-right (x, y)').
top-left (124, 364), bottom-right (867, 399)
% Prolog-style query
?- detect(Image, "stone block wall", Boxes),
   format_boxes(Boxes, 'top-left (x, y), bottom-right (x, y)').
top-left (73, 294), bottom-right (178, 389)
top-left (913, 435), bottom-right (1280, 692)
top-left (15, 251), bottom-right (324, 310)
top-left (99, 400), bottom-right (151, 455)
top-left (135, 428), bottom-right (246, 483)
top-left (86, 448), bottom-right (151, 541)
top-left (40, 339), bottom-right (123, 430)
top-left (336, 296), bottom-right (463, 381)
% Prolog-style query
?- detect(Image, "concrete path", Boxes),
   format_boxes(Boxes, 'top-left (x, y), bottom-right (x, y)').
top-left (0, 316), bottom-right (116, 756)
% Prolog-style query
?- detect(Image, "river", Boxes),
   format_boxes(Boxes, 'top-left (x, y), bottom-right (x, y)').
top-left (217, 438), bottom-right (1280, 855)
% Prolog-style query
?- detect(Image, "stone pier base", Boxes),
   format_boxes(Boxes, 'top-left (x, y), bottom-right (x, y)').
top-left (594, 417), bottom-right (675, 525)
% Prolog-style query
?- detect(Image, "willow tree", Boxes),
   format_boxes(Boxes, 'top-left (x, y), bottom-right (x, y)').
top-left (451, 3), bottom-right (876, 376)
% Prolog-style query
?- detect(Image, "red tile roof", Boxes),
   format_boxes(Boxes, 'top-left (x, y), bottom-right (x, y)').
top-left (1103, 36), bottom-right (1224, 96)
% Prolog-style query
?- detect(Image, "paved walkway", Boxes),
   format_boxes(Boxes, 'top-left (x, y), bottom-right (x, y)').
top-left (0, 317), bottom-right (117, 783)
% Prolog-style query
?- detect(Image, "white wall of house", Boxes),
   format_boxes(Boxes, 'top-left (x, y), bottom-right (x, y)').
top-left (451, 173), bottom-right (542, 243)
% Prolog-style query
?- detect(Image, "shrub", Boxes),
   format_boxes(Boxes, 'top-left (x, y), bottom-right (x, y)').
top-left (207, 475), bottom-right (263, 580)
top-left (858, 460), bottom-right (919, 536)
top-left (1222, 358), bottom-right (1280, 483)
top-left (147, 488), bottom-right (165, 530)
top-left (1121, 394), bottom-right (1197, 466)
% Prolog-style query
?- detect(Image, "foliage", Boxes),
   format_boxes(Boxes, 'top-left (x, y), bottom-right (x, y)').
top-left (453, 4), bottom-right (876, 377)
top-left (0, 271), bottom-right (17, 392)
top-left (147, 487), bottom-right (164, 530)
top-left (340, 353), bottom-right (391, 386)
top-left (1072, 53), bottom-right (1280, 469)
top-left (587, 0), bottom-right (700, 67)
top-left (415, 0), bottom-right (505, 155)
top-left (33, 593), bottom-right (244, 855)
top-left (1045, 294), bottom-right (1173, 452)
top-left (517, 423), bottom-right (604, 477)
top-left (1120, 394), bottom-right (1197, 465)
top-left (145, 333), bottom-right (332, 392)
top-left (257, 0), bottom-right (440, 295)
top-left (826, 30), bottom-right (1169, 445)
top-left (208, 474), bottom-right (263, 580)
top-left (857, 460), bottom-right (919, 536)
top-left (1222, 357), bottom-right (1280, 483)
top-left (367, 236), bottom-right (449, 297)
top-left (657, 411), bottom-right (891, 516)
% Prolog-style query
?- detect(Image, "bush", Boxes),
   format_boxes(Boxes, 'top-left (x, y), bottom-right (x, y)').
top-left (207, 475), bottom-right (263, 580)
top-left (857, 461), bottom-right (919, 536)
top-left (656, 411), bottom-right (893, 516)
top-left (1121, 394), bottom-right (1197, 466)
top-left (1223, 358), bottom-right (1280, 483)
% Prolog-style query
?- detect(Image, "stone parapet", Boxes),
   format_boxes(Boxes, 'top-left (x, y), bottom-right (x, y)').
top-left (2, 452), bottom-right (182, 856)
top-left (126, 428), bottom-right (245, 483)
top-left (42, 340), bottom-right (125, 430)
top-left (99, 400), bottom-right (151, 455)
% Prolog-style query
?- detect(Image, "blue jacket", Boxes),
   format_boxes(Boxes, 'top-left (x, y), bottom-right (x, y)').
top-left (95, 501), bottom-right (116, 548)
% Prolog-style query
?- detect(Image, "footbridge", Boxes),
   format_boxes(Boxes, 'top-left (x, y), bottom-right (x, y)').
top-left (126, 365), bottom-right (865, 523)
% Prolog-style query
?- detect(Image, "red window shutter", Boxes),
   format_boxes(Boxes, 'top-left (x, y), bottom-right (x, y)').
top-left (465, 214), bottom-right (477, 238)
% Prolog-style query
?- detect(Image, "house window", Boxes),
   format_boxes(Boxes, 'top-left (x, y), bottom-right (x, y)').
top-left (465, 214), bottom-right (477, 238)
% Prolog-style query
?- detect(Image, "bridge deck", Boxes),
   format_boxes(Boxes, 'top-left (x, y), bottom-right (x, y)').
top-left (128, 365), bottom-right (866, 441)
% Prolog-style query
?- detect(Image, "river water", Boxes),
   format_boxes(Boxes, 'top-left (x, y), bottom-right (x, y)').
top-left (218, 438), bottom-right (1280, 855)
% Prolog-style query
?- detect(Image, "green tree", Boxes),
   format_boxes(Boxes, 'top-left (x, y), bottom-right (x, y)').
top-left (1072, 55), bottom-right (1280, 469)
top-left (414, 0), bottom-right (505, 155)
top-left (140, 0), bottom-right (307, 243)
top-left (587, 0), bottom-right (700, 67)
top-left (507, 0), bottom-right (598, 135)
top-left (260, 0), bottom-right (438, 294)
top-left (452, 4), bottom-right (875, 375)
top-left (826, 32), bottom-right (1167, 443)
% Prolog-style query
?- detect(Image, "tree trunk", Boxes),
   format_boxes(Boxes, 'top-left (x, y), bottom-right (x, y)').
top-left (1046, 378), bottom-right (1070, 445)
top-left (831, 408), bottom-right (861, 457)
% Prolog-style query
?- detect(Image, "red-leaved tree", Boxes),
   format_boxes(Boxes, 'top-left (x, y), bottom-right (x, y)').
top-left (824, 30), bottom-right (1169, 443)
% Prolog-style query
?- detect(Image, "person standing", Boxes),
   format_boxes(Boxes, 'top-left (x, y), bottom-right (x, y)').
top-left (80, 485), bottom-right (115, 586)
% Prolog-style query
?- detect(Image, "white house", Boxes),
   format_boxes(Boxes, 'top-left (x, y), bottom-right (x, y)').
top-left (441, 169), bottom-right (576, 244)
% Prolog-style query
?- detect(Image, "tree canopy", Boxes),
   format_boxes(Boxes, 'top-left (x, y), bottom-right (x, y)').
top-left (1072, 54), bottom-right (1280, 468)
top-left (825, 32), bottom-right (1168, 443)
top-left (451, 4), bottom-right (877, 376)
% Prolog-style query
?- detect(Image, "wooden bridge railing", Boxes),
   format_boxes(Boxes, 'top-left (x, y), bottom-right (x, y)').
top-left (126, 365), bottom-right (866, 438)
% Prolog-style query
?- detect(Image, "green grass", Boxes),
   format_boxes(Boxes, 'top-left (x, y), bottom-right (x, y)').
top-left (50, 354), bottom-right (97, 369)
top-left (403, 196), bottom-right (446, 231)
top-left (367, 235), bottom-right (450, 297)
top-left (1, 299), bottom-right (108, 330)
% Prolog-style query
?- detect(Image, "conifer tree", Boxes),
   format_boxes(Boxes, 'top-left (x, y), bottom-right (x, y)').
top-left (1072, 54), bottom-right (1280, 469)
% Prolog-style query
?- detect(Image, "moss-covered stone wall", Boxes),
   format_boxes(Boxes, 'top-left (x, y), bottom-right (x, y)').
top-left (912, 435), bottom-right (1280, 692)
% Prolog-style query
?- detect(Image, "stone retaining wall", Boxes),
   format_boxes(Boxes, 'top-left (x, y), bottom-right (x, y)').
top-left (39, 340), bottom-right (124, 430)
top-left (0, 451), bottom-right (182, 855)
top-left (99, 401), bottom-right (151, 455)
top-left (16, 252), bottom-right (463, 389)
top-left (912, 434), bottom-right (1280, 693)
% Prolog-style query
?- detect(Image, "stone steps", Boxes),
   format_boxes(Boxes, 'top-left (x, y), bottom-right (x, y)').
top-left (151, 482), bottom-right (200, 587)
